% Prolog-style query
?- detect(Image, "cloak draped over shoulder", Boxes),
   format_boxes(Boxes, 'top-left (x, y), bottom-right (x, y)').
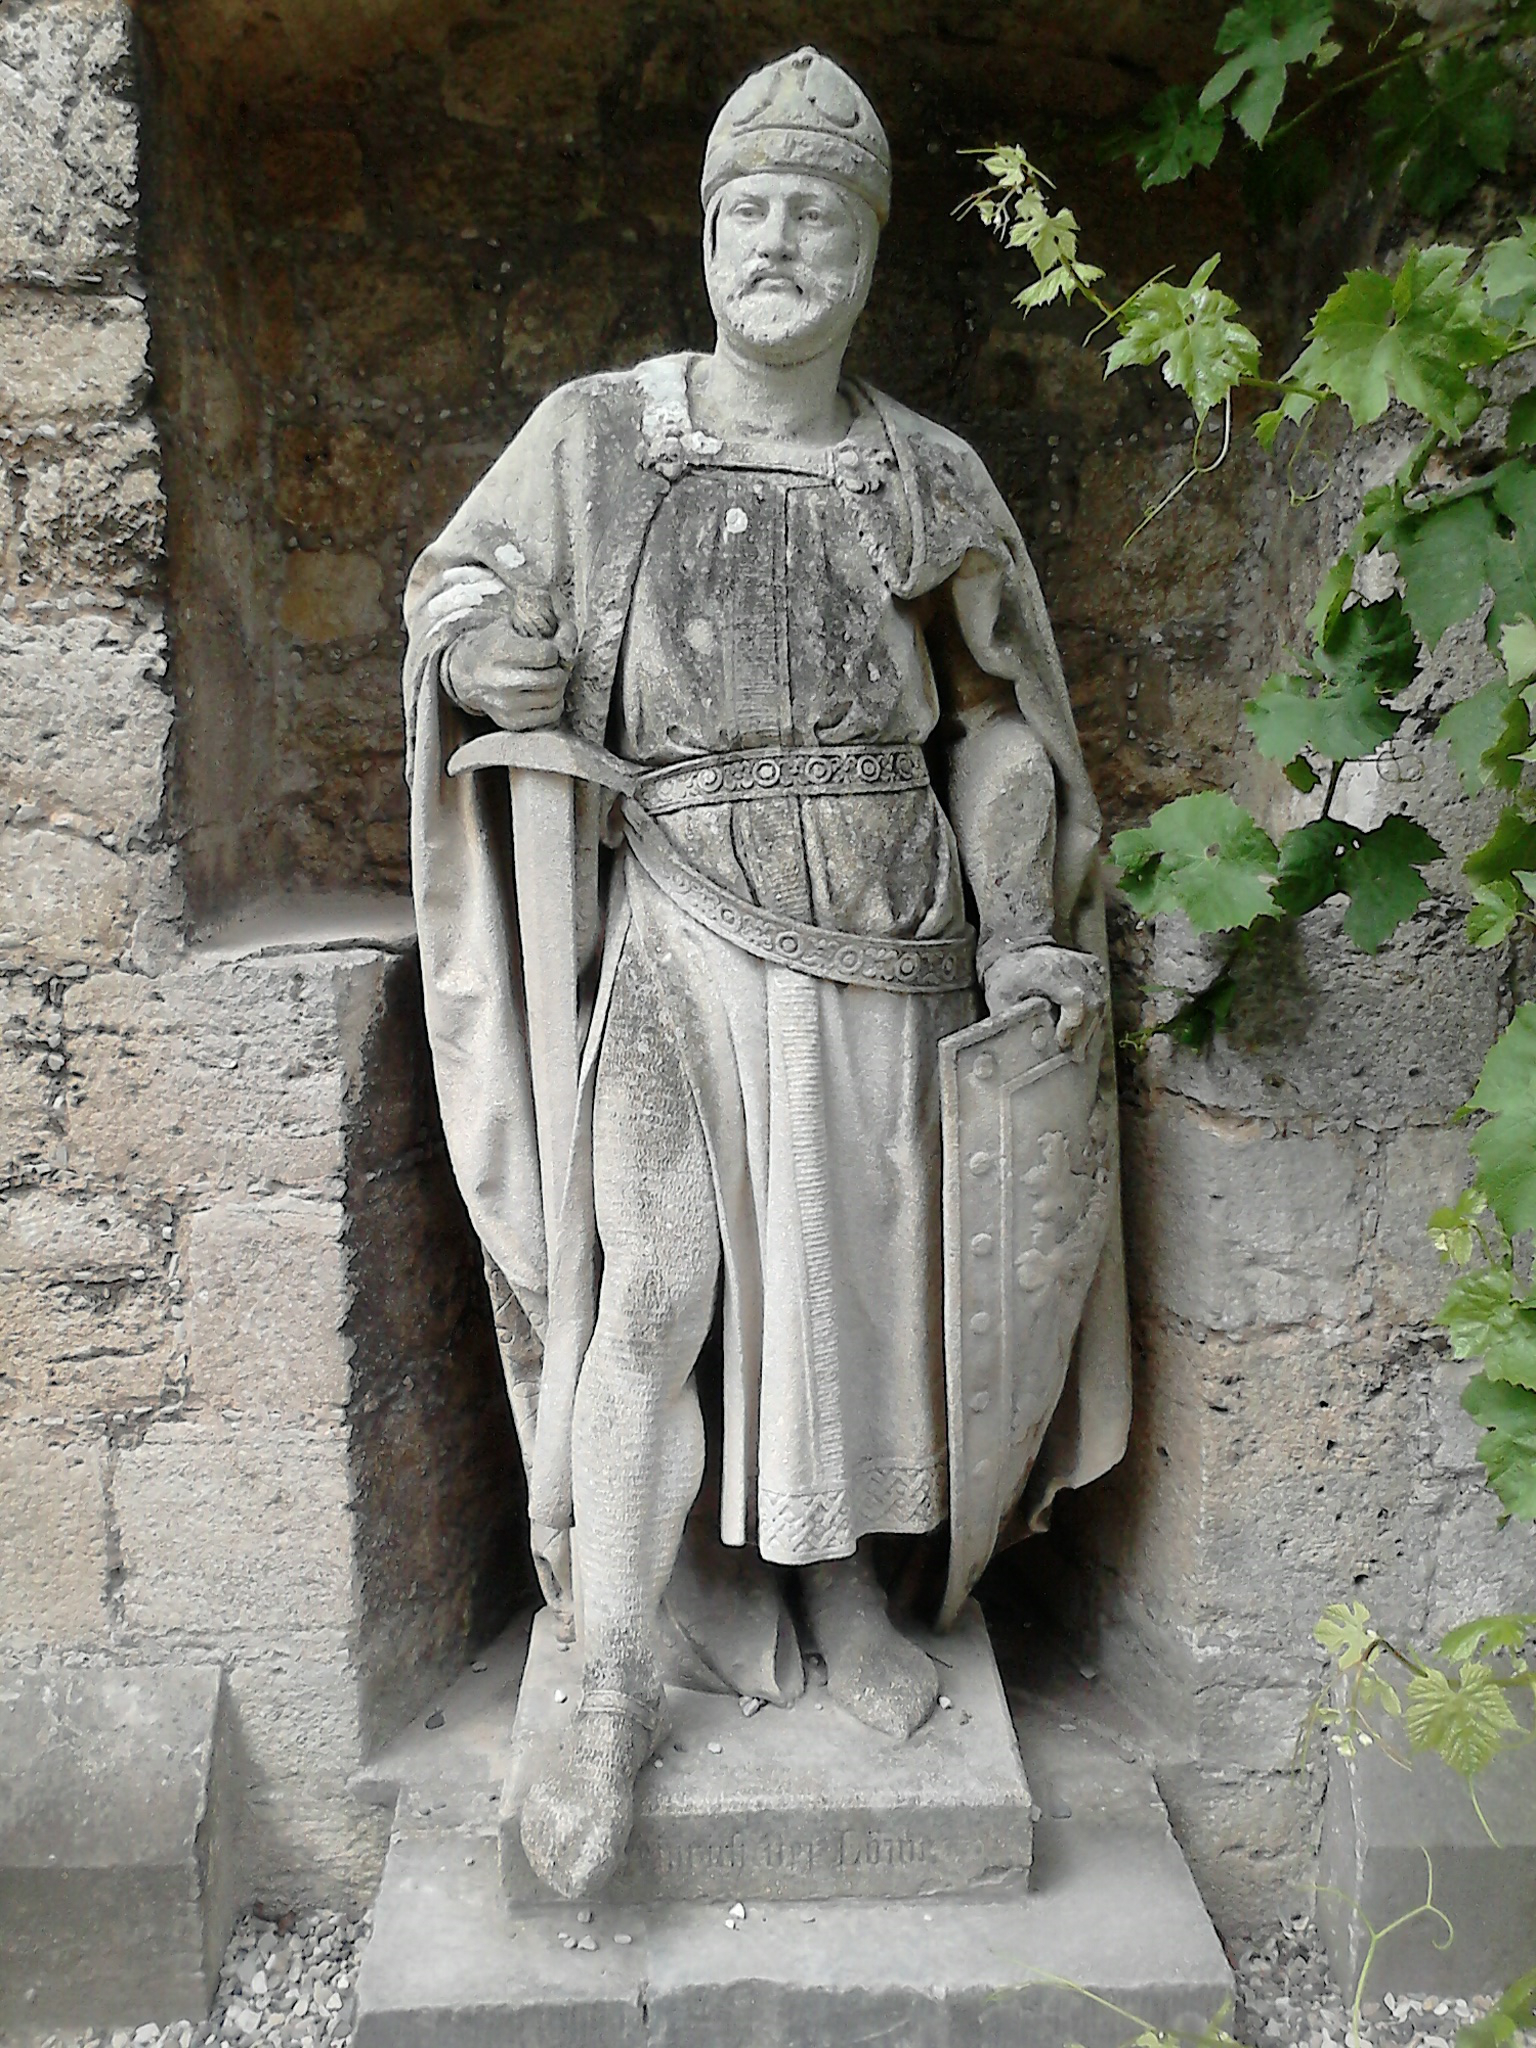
top-left (403, 354), bottom-right (1130, 1602)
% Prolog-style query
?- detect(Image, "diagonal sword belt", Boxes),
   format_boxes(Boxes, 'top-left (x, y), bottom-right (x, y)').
top-left (622, 803), bottom-right (976, 996)
top-left (446, 729), bottom-right (977, 994)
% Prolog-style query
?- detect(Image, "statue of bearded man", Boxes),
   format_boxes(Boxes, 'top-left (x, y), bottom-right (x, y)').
top-left (402, 48), bottom-right (1130, 1900)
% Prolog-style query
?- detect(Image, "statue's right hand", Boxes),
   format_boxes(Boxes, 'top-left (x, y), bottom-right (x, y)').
top-left (444, 608), bottom-right (574, 731)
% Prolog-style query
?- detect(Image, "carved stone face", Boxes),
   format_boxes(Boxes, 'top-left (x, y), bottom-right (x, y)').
top-left (704, 169), bottom-right (875, 367)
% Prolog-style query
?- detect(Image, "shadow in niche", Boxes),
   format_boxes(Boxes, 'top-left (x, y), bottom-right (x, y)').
top-left (342, 944), bottom-right (533, 1755)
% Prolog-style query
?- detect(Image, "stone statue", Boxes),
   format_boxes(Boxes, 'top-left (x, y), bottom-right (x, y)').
top-left (402, 48), bottom-right (1130, 1901)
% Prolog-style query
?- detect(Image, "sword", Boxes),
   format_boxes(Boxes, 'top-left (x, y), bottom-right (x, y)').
top-left (445, 728), bottom-right (638, 1242)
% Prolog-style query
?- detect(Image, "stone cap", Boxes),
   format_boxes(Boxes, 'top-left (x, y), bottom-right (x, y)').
top-left (701, 48), bottom-right (891, 226)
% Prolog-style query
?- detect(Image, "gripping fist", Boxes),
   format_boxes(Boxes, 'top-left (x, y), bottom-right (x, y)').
top-left (983, 944), bottom-right (1107, 1056)
top-left (444, 584), bottom-right (575, 732)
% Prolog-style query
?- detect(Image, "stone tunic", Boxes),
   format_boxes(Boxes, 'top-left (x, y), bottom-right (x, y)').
top-left (605, 428), bottom-right (992, 1564)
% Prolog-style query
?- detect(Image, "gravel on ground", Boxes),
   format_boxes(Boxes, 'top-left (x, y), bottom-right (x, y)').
top-left (20, 1906), bottom-right (371, 2048)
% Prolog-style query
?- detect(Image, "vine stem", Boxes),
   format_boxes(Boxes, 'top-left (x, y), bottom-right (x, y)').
top-left (1265, 14), bottom-right (1499, 146)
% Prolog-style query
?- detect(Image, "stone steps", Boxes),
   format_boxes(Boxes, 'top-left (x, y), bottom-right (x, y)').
top-left (352, 1609), bottom-right (1232, 2047)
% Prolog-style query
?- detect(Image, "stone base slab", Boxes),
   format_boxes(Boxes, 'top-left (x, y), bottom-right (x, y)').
top-left (354, 1607), bottom-right (1231, 2047)
top-left (499, 1602), bottom-right (1033, 1904)
top-left (0, 1665), bottom-right (237, 2033)
top-left (1321, 1737), bottom-right (1536, 1995)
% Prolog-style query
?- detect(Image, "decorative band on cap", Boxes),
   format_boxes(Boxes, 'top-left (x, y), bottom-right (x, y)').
top-left (701, 47), bottom-right (892, 226)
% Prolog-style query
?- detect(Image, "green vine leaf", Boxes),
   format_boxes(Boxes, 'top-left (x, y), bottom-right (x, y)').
top-left (1467, 1003), bottom-right (1536, 1237)
top-left (1248, 597), bottom-right (1418, 769)
top-left (1467, 879), bottom-right (1525, 947)
top-left (1486, 461), bottom-right (1536, 644)
top-left (1437, 1268), bottom-right (1536, 1391)
top-left (1429, 1187), bottom-right (1489, 1266)
top-left (1368, 49), bottom-right (1514, 223)
top-left (1198, 0), bottom-right (1340, 145)
top-left (1106, 257), bottom-right (1262, 420)
top-left (1247, 673), bottom-right (1402, 765)
top-left (1113, 84), bottom-right (1226, 188)
top-left (1305, 552), bottom-right (1357, 644)
top-left (1315, 1599), bottom-right (1378, 1669)
top-left (1438, 1613), bottom-right (1536, 1663)
top-left (1480, 217), bottom-right (1536, 328)
top-left (1384, 488), bottom-right (1499, 650)
top-left (1283, 245), bottom-right (1502, 437)
top-left (1111, 791), bottom-right (1280, 932)
top-left (1273, 817), bottom-right (1351, 916)
top-left (1439, 680), bottom-right (1530, 795)
top-left (1457, 1968), bottom-right (1536, 2048)
top-left (1463, 1375), bottom-right (1536, 1521)
top-left (1508, 390), bottom-right (1536, 453)
top-left (1405, 1661), bottom-right (1521, 1776)
top-left (1464, 807), bottom-right (1536, 891)
top-left (1338, 815), bottom-right (1443, 952)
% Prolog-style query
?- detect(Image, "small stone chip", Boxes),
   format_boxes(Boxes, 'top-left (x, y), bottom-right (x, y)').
top-left (424, 1710), bottom-right (445, 1730)
top-left (740, 1695), bottom-right (764, 1717)
top-left (800, 1912), bottom-right (816, 1924)
top-left (938, 1694), bottom-right (953, 1710)
top-left (724, 506), bottom-right (749, 534)
top-left (652, 1756), bottom-right (664, 1768)
top-left (707, 1740), bottom-right (723, 1753)
top-left (576, 1909), bottom-right (593, 1924)
top-left (554, 1688), bottom-right (569, 1704)
top-left (728, 1902), bottom-right (746, 1920)
top-left (471, 1660), bottom-right (488, 1673)
top-left (577, 1935), bottom-right (598, 1952)
top-left (613, 1933), bottom-right (633, 1946)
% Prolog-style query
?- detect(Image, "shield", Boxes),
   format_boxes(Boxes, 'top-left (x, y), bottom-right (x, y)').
top-left (937, 997), bottom-right (1113, 1626)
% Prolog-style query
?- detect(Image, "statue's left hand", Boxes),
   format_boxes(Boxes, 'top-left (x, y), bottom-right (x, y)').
top-left (983, 945), bottom-right (1107, 1055)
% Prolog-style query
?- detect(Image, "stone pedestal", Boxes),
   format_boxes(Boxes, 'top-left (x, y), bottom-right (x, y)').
top-left (1321, 1737), bottom-right (1536, 1996)
top-left (353, 1607), bottom-right (1231, 2048)
top-left (0, 1666), bottom-right (237, 2033)
top-left (500, 1604), bottom-right (1032, 1903)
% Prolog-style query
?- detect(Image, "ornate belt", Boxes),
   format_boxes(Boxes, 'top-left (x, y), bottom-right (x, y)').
top-left (622, 804), bottom-right (976, 996)
top-left (633, 742), bottom-right (929, 816)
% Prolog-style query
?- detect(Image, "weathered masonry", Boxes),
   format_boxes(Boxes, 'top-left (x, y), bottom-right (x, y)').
top-left (0, 0), bottom-right (1525, 1968)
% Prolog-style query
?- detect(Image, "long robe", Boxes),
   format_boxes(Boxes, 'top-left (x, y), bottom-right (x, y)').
top-left (402, 353), bottom-right (1130, 1611)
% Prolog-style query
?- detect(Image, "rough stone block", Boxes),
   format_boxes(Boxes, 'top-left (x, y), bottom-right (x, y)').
top-left (11, 419), bottom-right (164, 595)
top-left (1321, 1739), bottom-right (1536, 1995)
top-left (0, 612), bottom-right (170, 832)
top-left (0, 1664), bottom-right (237, 2031)
top-left (1373, 1124), bottom-right (1473, 1325)
top-left (224, 1640), bottom-right (389, 1904)
top-left (183, 1195), bottom-right (351, 1416)
top-left (1125, 1097), bottom-right (1362, 1330)
top-left (1149, 903), bottom-right (1502, 1128)
top-left (0, 977), bottom-right (61, 1174)
top-left (0, 825), bottom-right (136, 963)
top-left (0, 1184), bottom-right (155, 1277)
top-left (0, 1), bottom-right (136, 286)
top-left (63, 949), bottom-right (391, 1193)
top-left (501, 1605), bottom-right (1032, 1905)
top-left (0, 1428), bottom-right (109, 1644)
top-left (0, 1271), bottom-right (176, 1417)
top-left (0, 287), bottom-right (148, 422)
top-left (115, 1424), bottom-right (358, 1636)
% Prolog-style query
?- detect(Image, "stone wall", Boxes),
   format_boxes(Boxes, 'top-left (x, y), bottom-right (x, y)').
top-left (4, 0), bottom-right (1531, 1942)
top-left (0, 0), bottom-right (523, 1908)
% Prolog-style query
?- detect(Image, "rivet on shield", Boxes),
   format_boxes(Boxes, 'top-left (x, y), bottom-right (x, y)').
top-left (969, 1232), bottom-right (994, 1257)
top-left (972, 1053), bottom-right (996, 1081)
top-left (968, 1151), bottom-right (992, 1176)
top-left (969, 1311), bottom-right (991, 1334)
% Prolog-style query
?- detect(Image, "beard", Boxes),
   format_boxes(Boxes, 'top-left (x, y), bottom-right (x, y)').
top-left (716, 260), bottom-right (856, 357)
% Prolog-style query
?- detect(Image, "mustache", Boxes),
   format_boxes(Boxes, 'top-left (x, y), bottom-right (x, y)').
top-left (728, 258), bottom-right (838, 298)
